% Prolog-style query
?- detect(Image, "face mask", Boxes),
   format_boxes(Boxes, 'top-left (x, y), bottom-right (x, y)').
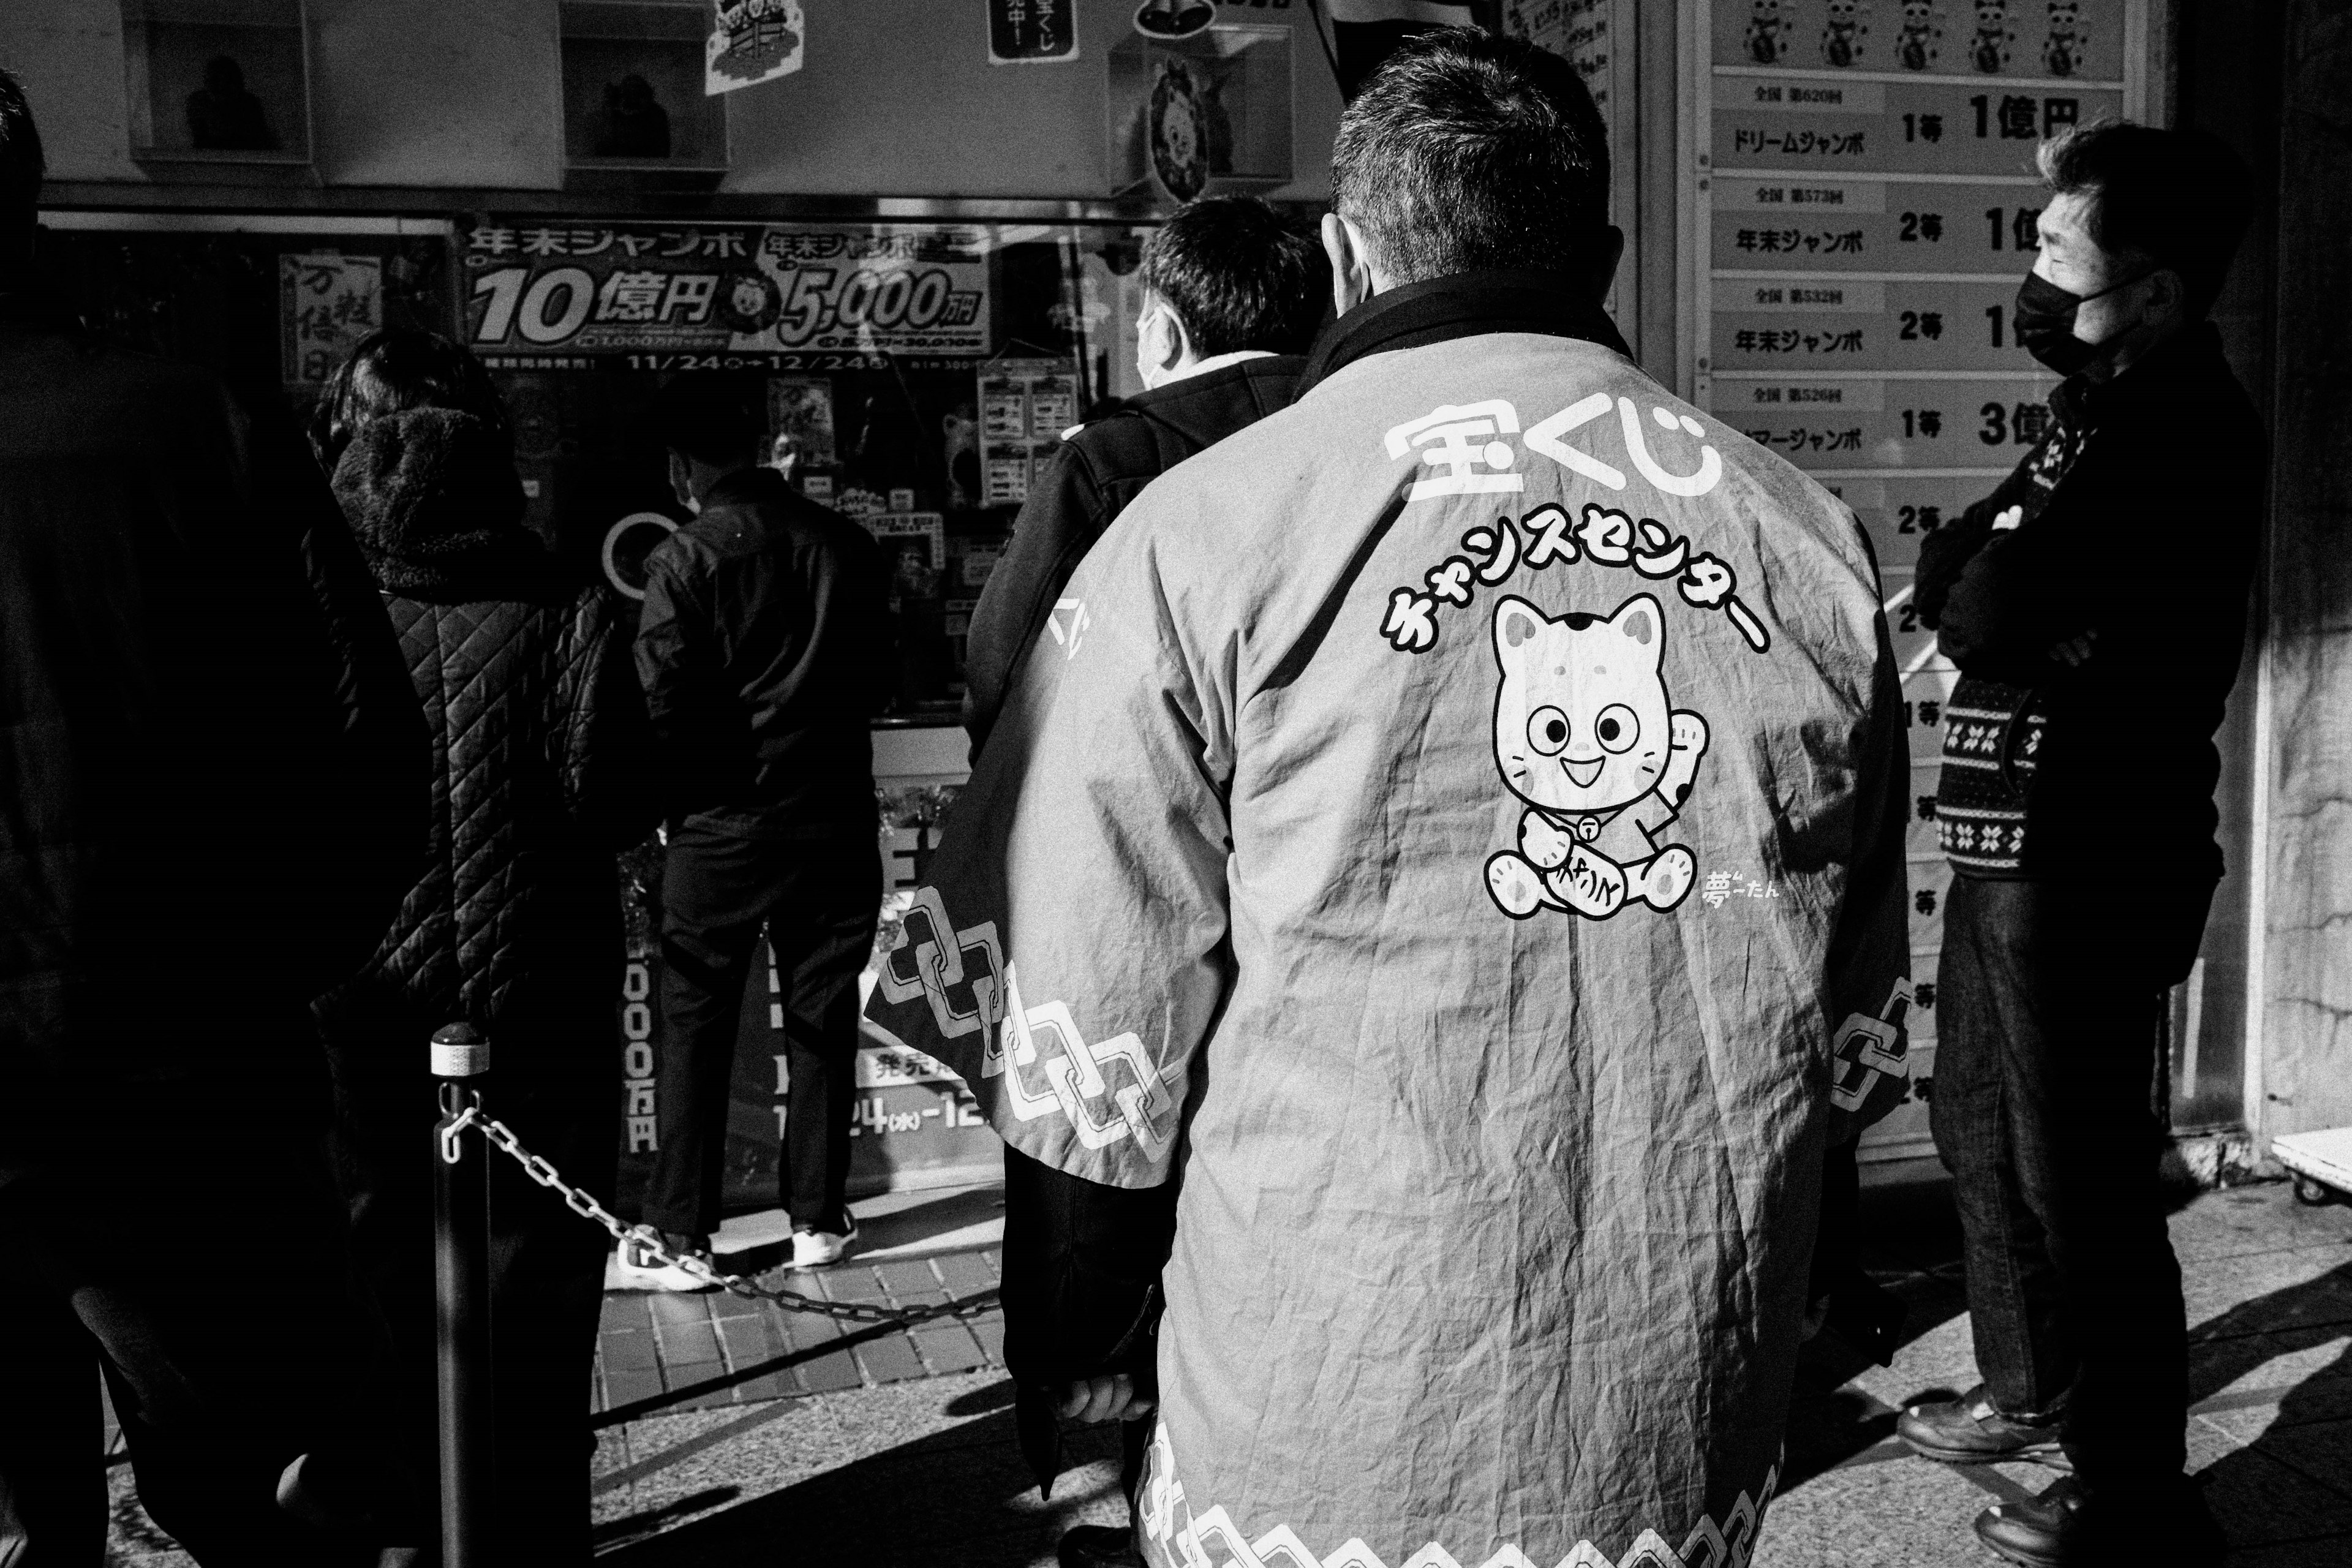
top-left (2012, 268), bottom-right (2146, 376)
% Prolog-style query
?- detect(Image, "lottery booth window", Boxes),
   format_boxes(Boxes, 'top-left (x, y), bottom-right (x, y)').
top-left (121, 0), bottom-right (314, 167)
top-left (559, 1), bottom-right (731, 179)
top-left (464, 210), bottom-right (1160, 1207)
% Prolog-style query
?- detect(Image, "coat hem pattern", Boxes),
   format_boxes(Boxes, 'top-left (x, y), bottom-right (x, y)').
top-left (1137, 1422), bottom-right (1779, 1568)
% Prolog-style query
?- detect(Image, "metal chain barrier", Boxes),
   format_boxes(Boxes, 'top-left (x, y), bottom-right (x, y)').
top-left (440, 1099), bottom-right (997, 1329)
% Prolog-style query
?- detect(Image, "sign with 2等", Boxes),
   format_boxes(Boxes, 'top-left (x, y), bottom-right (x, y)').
top-left (988, 0), bottom-right (1080, 65)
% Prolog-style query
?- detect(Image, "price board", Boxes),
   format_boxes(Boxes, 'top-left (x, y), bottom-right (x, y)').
top-left (1683, 0), bottom-right (2152, 1163)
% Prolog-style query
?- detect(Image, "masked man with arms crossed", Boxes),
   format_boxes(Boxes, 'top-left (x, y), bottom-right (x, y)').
top-left (870, 31), bottom-right (1910, 1567)
top-left (1896, 121), bottom-right (2263, 1567)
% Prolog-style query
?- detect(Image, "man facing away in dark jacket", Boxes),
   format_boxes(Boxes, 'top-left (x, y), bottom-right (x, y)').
top-left (621, 377), bottom-right (894, 1286)
top-left (960, 195), bottom-right (1329, 760)
top-left (0, 71), bottom-right (428, 1564)
top-left (1893, 121), bottom-right (2264, 1567)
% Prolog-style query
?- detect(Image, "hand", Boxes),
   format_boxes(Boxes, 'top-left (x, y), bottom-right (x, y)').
top-left (1991, 505), bottom-right (2025, 532)
top-left (1055, 1373), bottom-right (1153, 1426)
top-left (2048, 630), bottom-right (2098, 667)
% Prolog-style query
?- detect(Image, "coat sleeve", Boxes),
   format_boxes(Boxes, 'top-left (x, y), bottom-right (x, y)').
top-left (633, 544), bottom-right (724, 816)
top-left (242, 405), bottom-right (430, 1003)
top-left (960, 440), bottom-right (1109, 760)
top-left (1822, 606), bottom-right (1913, 1139)
top-left (870, 511), bottom-right (1234, 1188)
top-left (569, 590), bottom-right (665, 848)
top-left (869, 507), bottom-right (1229, 1432)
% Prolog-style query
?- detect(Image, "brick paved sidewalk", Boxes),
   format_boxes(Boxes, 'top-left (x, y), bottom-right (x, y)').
top-left (592, 1246), bottom-right (1006, 1422)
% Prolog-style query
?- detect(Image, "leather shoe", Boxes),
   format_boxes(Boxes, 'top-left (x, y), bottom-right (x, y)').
top-left (1896, 1382), bottom-right (2066, 1465)
top-left (1973, 1474), bottom-right (2225, 1566)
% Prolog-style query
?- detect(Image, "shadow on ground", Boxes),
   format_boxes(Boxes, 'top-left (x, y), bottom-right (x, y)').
top-left (598, 1404), bottom-right (1123, 1567)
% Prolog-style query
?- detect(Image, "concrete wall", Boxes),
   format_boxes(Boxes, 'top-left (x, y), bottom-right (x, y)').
top-left (3, 0), bottom-right (1343, 202)
top-left (2256, 0), bottom-right (2352, 1142)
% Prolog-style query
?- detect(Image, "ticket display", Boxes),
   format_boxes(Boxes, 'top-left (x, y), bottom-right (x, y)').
top-left (1712, 176), bottom-right (2081, 274)
top-left (1691, 0), bottom-right (2147, 1160)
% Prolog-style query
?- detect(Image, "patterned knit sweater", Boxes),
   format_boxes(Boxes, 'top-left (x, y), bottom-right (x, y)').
top-left (1927, 403), bottom-right (2085, 877)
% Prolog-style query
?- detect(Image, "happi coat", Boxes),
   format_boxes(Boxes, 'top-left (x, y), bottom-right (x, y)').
top-left (865, 273), bottom-right (1912, 1568)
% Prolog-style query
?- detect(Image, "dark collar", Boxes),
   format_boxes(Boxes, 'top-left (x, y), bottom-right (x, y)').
top-left (1297, 271), bottom-right (1632, 395)
top-left (699, 466), bottom-right (790, 511)
top-left (2054, 320), bottom-right (2228, 429)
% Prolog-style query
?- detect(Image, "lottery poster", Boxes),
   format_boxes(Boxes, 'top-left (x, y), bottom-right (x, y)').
top-left (1690, 0), bottom-right (2143, 1163)
top-left (279, 252), bottom-right (382, 390)
top-left (978, 356), bottom-right (1080, 507)
top-left (462, 218), bottom-right (992, 367)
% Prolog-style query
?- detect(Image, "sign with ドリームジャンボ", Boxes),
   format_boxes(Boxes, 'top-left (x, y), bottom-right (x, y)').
top-left (1688, 0), bottom-right (2144, 1164)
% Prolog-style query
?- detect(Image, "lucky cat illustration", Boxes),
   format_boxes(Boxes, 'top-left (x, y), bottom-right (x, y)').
top-left (1970, 0), bottom-right (2013, 72)
top-left (1485, 594), bottom-right (1709, 921)
top-left (1896, 0), bottom-right (1940, 69)
top-left (1821, 0), bottom-right (1868, 67)
top-left (1745, 0), bottom-right (1787, 64)
top-left (2042, 0), bottom-right (2082, 75)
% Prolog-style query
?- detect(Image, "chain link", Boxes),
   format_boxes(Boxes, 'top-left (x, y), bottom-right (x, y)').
top-left (439, 1106), bottom-right (997, 1327)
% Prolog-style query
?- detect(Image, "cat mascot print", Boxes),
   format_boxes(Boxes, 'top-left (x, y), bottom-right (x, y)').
top-left (1487, 593), bottom-right (1709, 919)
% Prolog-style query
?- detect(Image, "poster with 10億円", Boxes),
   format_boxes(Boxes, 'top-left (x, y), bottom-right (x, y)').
top-left (1694, 0), bottom-right (2142, 1158)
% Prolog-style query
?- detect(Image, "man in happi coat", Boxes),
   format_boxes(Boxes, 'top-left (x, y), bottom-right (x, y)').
top-left (866, 31), bottom-right (1911, 1568)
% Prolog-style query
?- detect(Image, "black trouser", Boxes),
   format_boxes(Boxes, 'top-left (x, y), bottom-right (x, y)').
top-left (0, 1087), bottom-right (387, 1567)
top-left (1931, 873), bottom-right (2211, 1498)
top-left (643, 823), bottom-right (880, 1239)
top-left (322, 988), bottom-right (616, 1565)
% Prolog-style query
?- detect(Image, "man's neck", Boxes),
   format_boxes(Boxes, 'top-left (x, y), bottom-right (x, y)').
top-left (1150, 349), bottom-right (1275, 390)
top-left (688, 461), bottom-right (761, 503)
top-left (2098, 314), bottom-right (2187, 382)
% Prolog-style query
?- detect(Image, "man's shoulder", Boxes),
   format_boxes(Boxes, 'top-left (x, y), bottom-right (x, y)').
top-left (662, 482), bottom-right (881, 569)
top-left (1065, 355), bottom-right (1308, 484)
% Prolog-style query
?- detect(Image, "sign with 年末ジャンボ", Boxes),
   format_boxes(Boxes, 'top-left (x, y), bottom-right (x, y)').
top-left (1683, 0), bottom-right (2149, 1166)
top-left (461, 220), bottom-right (992, 369)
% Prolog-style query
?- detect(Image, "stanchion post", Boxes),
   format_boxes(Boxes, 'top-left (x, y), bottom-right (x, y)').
top-left (431, 1022), bottom-right (493, 1568)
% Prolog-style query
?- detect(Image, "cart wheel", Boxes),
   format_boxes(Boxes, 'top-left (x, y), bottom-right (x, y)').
top-left (2292, 1174), bottom-right (2338, 1207)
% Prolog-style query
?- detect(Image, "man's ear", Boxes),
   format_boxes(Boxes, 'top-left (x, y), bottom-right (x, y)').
top-left (1588, 225), bottom-right (1627, 305)
top-left (667, 448), bottom-right (694, 509)
top-left (1145, 299), bottom-right (1191, 379)
top-left (1322, 211), bottom-right (1381, 316)
top-left (2138, 265), bottom-right (2188, 332)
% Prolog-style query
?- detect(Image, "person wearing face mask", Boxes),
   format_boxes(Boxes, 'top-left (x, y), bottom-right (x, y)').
top-left (622, 376), bottom-right (894, 1286)
top-left (959, 196), bottom-right (1329, 761)
top-left (1898, 121), bottom-right (2263, 1566)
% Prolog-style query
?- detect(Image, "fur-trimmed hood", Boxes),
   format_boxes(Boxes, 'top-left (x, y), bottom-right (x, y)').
top-left (331, 406), bottom-right (548, 598)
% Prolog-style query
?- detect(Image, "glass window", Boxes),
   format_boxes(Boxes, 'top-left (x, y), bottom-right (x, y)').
top-left (122, 0), bottom-right (312, 163)
top-left (464, 216), bottom-right (1156, 724)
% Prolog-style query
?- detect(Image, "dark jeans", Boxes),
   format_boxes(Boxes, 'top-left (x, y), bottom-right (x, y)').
top-left (322, 990), bottom-right (616, 1563)
top-left (1931, 873), bottom-right (2212, 1497)
top-left (0, 1093), bottom-right (388, 1567)
top-left (643, 823), bottom-right (880, 1238)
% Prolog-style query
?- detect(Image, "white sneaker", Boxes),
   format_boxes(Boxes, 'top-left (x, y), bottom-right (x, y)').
top-left (614, 1227), bottom-right (718, 1292)
top-left (788, 1215), bottom-right (860, 1270)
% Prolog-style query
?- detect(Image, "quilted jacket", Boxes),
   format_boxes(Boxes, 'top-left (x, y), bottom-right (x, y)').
top-left (316, 408), bottom-right (658, 1054)
top-left (0, 297), bottom-right (426, 1175)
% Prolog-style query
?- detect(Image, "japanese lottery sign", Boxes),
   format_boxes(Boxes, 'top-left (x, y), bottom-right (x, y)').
top-left (463, 220), bottom-right (991, 367)
top-left (279, 252), bottom-right (381, 388)
top-left (1694, 0), bottom-right (2142, 1163)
